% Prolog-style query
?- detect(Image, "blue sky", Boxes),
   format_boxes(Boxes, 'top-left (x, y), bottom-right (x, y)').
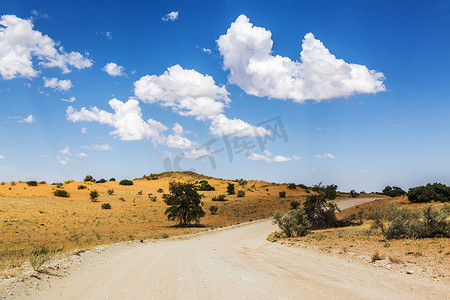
top-left (1, 0), bottom-right (450, 192)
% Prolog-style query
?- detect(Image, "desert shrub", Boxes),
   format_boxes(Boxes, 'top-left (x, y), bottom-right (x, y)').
top-left (371, 251), bottom-right (383, 262)
top-left (107, 189), bottom-right (114, 195)
top-left (157, 188), bottom-right (164, 193)
top-left (26, 181), bottom-right (38, 187)
top-left (90, 190), bottom-right (99, 202)
top-left (304, 184), bottom-right (339, 228)
top-left (84, 175), bottom-right (95, 182)
top-left (212, 194), bottom-right (227, 201)
top-left (78, 185), bottom-right (87, 190)
top-left (119, 197), bottom-right (125, 202)
top-left (53, 189), bottom-right (70, 198)
top-left (407, 183), bottom-right (450, 203)
top-left (279, 191), bottom-right (286, 198)
top-left (297, 184), bottom-right (309, 190)
top-left (290, 200), bottom-right (300, 210)
top-left (418, 204), bottom-right (450, 237)
top-left (382, 186), bottom-right (406, 197)
top-left (237, 179), bottom-right (247, 186)
top-left (109, 178), bottom-right (116, 182)
top-left (237, 190), bottom-right (245, 197)
top-left (101, 203), bottom-right (112, 209)
top-left (273, 209), bottom-right (310, 237)
top-left (10, 181), bottom-right (16, 186)
top-left (148, 194), bottom-right (157, 201)
top-left (287, 183), bottom-right (297, 190)
top-left (311, 182), bottom-right (338, 200)
top-left (163, 181), bottom-right (205, 226)
top-left (119, 179), bottom-right (133, 186)
top-left (209, 205), bottom-right (218, 215)
top-left (64, 180), bottom-right (74, 184)
top-left (96, 178), bottom-right (107, 183)
top-left (137, 190), bottom-right (143, 195)
top-left (227, 183), bottom-right (235, 195)
top-left (38, 181), bottom-right (46, 185)
top-left (30, 246), bottom-right (55, 272)
top-left (197, 180), bottom-right (215, 191)
top-left (349, 190), bottom-right (359, 198)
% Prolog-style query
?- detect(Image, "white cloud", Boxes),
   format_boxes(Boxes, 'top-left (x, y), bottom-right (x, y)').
top-left (217, 15), bottom-right (385, 103)
top-left (61, 96), bottom-right (76, 102)
top-left (106, 31), bottom-right (112, 39)
top-left (359, 169), bottom-right (368, 173)
top-left (81, 127), bottom-right (87, 134)
top-left (0, 15), bottom-right (92, 79)
top-left (60, 146), bottom-right (71, 156)
top-left (67, 98), bottom-right (167, 142)
top-left (202, 47), bottom-right (212, 54)
top-left (76, 152), bottom-right (88, 158)
top-left (246, 150), bottom-right (300, 163)
top-left (315, 153), bottom-right (336, 159)
top-left (102, 62), bottom-right (125, 77)
top-left (165, 123), bottom-right (195, 149)
top-left (88, 144), bottom-right (112, 151)
top-left (44, 77), bottom-right (73, 91)
top-left (18, 115), bottom-right (34, 124)
top-left (134, 64), bottom-right (270, 138)
top-left (209, 114), bottom-right (270, 137)
top-left (0, 155), bottom-right (5, 159)
top-left (162, 11), bottom-right (179, 22)
top-left (57, 158), bottom-right (67, 166)
top-left (134, 64), bottom-right (230, 120)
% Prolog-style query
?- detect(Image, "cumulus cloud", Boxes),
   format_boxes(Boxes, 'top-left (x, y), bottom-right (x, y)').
top-left (67, 98), bottom-right (167, 142)
top-left (134, 64), bottom-right (270, 137)
top-left (217, 15), bottom-right (385, 103)
top-left (209, 114), bottom-right (270, 137)
top-left (0, 155), bottom-right (5, 159)
top-left (134, 64), bottom-right (230, 120)
top-left (61, 96), bottom-right (76, 102)
top-left (246, 150), bottom-right (300, 163)
top-left (0, 15), bottom-right (92, 79)
top-left (102, 62), bottom-right (125, 77)
top-left (18, 115), bottom-right (34, 124)
top-left (44, 77), bottom-right (72, 91)
top-left (85, 144), bottom-right (113, 151)
top-left (76, 152), bottom-right (88, 158)
top-left (81, 127), bottom-right (86, 134)
top-left (165, 123), bottom-right (195, 149)
top-left (315, 153), bottom-right (336, 159)
top-left (162, 11), bottom-right (179, 22)
top-left (60, 146), bottom-right (71, 156)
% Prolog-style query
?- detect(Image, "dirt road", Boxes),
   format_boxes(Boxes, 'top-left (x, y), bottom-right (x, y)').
top-left (4, 198), bottom-right (449, 299)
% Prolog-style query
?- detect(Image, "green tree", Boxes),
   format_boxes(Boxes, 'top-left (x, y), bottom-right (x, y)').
top-left (84, 175), bottom-right (95, 182)
top-left (304, 183), bottom-right (340, 228)
top-left (227, 183), bottom-right (235, 195)
top-left (273, 208), bottom-right (310, 238)
top-left (163, 181), bottom-right (205, 226)
top-left (90, 190), bottom-right (99, 202)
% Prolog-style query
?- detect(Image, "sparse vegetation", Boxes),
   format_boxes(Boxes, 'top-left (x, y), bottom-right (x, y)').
top-left (90, 190), bottom-right (99, 202)
top-left (287, 183), bottom-right (297, 190)
top-left (227, 183), bottom-right (235, 195)
top-left (119, 179), bottom-right (133, 186)
top-left (78, 185), bottom-right (87, 190)
top-left (209, 205), bottom-right (218, 215)
top-left (53, 189), bottom-right (70, 198)
top-left (107, 189), bottom-right (114, 195)
top-left (29, 246), bottom-right (55, 272)
top-left (26, 181), bottom-right (38, 187)
top-left (279, 191), bottom-right (286, 198)
top-left (101, 203), bottom-right (112, 209)
top-left (290, 200), bottom-right (300, 210)
top-left (349, 190), bottom-right (359, 198)
top-left (157, 188), bottom-right (164, 193)
top-left (212, 194), bottom-right (227, 201)
top-left (237, 190), bottom-right (245, 197)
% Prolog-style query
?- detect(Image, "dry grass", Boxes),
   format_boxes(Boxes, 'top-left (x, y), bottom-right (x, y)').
top-left (0, 172), bottom-right (308, 276)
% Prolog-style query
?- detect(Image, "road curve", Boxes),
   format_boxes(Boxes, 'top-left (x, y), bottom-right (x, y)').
top-left (23, 198), bottom-right (448, 299)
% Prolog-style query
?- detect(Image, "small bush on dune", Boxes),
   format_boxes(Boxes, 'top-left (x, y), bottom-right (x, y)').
top-left (209, 205), bottom-right (218, 215)
top-left (109, 178), bottom-right (116, 182)
top-left (96, 178), bottom-right (107, 183)
top-left (349, 190), bottom-right (359, 198)
top-left (78, 185), bottom-right (87, 190)
top-left (227, 183), bottom-right (235, 195)
top-left (90, 190), bottom-right (99, 202)
top-left (107, 189), bottom-right (114, 195)
top-left (287, 183), bottom-right (297, 190)
top-left (212, 194), bottom-right (227, 201)
top-left (119, 179), bottom-right (133, 186)
top-left (101, 203), bottom-right (112, 209)
top-left (30, 246), bottom-right (55, 272)
top-left (279, 191), bottom-right (286, 198)
top-left (290, 200), bottom-right (300, 210)
top-left (197, 180), bottom-right (215, 191)
top-left (64, 180), bottom-right (74, 184)
top-left (297, 184), bottom-right (309, 190)
top-left (53, 189), bottom-right (70, 198)
top-left (84, 175), bottom-right (95, 182)
top-left (26, 181), bottom-right (38, 187)
top-left (148, 193), bottom-right (157, 201)
top-left (38, 181), bottom-right (46, 185)
top-left (237, 190), bottom-right (245, 197)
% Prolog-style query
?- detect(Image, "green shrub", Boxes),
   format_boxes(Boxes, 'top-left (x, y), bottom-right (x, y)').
top-left (119, 179), bottom-right (133, 186)
top-left (227, 183), bottom-right (235, 195)
top-left (38, 181), bottom-right (46, 185)
top-left (349, 190), bottom-right (359, 198)
top-left (78, 185), bottom-right (87, 190)
top-left (197, 180), bottom-right (215, 191)
top-left (137, 190), bottom-right (143, 195)
top-left (53, 189), bottom-right (70, 198)
top-left (237, 179), bottom-right (247, 186)
top-left (212, 194), bottom-right (227, 201)
top-left (297, 184), bottom-right (309, 190)
top-left (101, 203), bottom-right (112, 209)
top-left (84, 175), bottom-right (95, 182)
top-left (10, 181), bottom-right (16, 186)
top-left (90, 190), bottom-right (99, 202)
top-left (304, 184), bottom-right (339, 228)
top-left (109, 178), bottom-right (116, 182)
top-left (237, 190), bottom-right (245, 197)
top-left (30, 246), bottom-right (55, 272)
top-left (107, 189), bottom-right (114, 195)
top-left (148, 194), bottom-right (157, 201)
top-left (273, 208), bottom-right (310, 237)
top-left (382, 186), bottom-right (406, 197)
top-left (408, 183), bottom-right (450, 203)
top-left (311, 183), bottom-right (338, 200)
top-left (26, 181), bottom-right (38, 187)
top-left (290, 200), bottom-right (300, 209)
top-left (96, 178), bottom-right (107, 183)
top-left (64, 180), bottom-right (74, 184)
top-left (209, 205), bottom-right (218, 215)
top-left (279, 191), bottom-right (286, 198)
top-left (157, 188), bottom-right (164, 193)
top-left (287, 183), bottom-right (297, 190)
top-left (163, 181), bottom-right (205, 225)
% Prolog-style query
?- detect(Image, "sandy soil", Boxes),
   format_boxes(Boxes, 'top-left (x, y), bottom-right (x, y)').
top-left (1, 197), bottom-right (448, 299)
